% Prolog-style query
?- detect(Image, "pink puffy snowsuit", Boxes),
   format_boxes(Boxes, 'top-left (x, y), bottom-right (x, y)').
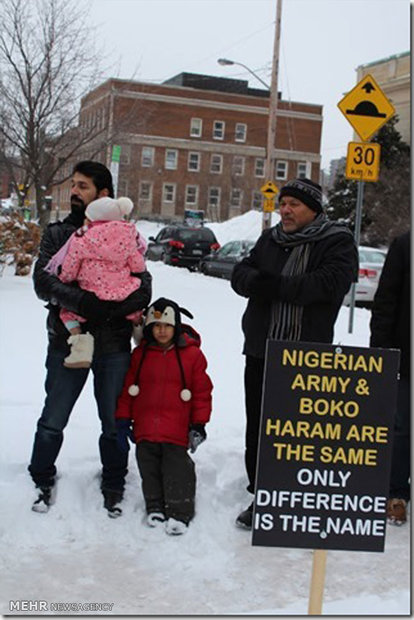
top-left (59, 220), bottom-right (146, 326)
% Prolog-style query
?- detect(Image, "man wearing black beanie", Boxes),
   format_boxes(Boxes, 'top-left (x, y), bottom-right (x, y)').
top-left (231, 177), bottom-right (359, 529)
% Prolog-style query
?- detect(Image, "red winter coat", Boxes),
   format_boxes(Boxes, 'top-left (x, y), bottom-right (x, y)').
top-left (115, 328), bottom-right (213, 447)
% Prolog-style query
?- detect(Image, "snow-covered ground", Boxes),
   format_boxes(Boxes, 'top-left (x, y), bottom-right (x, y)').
top-left (0, 211), bottom-right (410, 616)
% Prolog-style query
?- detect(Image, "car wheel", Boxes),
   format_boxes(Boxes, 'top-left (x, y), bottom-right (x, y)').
top-left (162, 252), bottom-right (171, 265)
top-left (200, 262), bottom-right (208, 274)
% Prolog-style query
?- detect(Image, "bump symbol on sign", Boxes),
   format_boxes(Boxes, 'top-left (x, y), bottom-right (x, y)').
top-left (260, 181), bottom-right (279, 198)
top-left (346, 100), bottom-right (386, 119)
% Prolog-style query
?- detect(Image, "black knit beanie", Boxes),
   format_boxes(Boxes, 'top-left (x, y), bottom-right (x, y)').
top-left (278, 178), bottom-right (323, 213)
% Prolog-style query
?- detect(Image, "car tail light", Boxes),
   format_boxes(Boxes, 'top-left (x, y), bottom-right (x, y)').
top-left (210, 242), bottom-right (220, 251)
top-left (169, 240), bottom-right (184, 249)
top-left (359, 268), bottom-right (377, 279)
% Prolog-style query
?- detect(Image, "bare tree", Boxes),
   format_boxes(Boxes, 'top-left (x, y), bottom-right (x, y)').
top-left (0, 0), bottom-right (108, 228)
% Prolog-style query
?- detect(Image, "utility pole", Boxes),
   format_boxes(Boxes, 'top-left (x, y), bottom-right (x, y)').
top-left (262, 0), bottom-right (283, 231)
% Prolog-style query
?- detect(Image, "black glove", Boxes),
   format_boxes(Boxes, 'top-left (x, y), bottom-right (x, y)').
top-left (188, 424), bottom-right (207, 453)
top-left (116, 419), bottom-right (135, 453)
top-left (111, 272), bottom-right (152, 318)
top-left (249, 272), bottom-right (281, 299)
top-left (78, 290), bottom-right (115, 321)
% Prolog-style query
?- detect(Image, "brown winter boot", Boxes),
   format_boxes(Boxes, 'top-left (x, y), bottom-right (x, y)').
top-left (386, 498), bottom-right (407, 525)
top-left (64, 333), bottom-right (94, 368)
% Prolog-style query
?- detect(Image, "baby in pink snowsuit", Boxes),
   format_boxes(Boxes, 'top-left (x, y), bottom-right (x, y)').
top-left (46, 196), bottom-right (146, 368)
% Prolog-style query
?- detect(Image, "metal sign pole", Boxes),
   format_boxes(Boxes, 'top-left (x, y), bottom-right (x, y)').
top-left (348, 180), bottom-right (365, 333)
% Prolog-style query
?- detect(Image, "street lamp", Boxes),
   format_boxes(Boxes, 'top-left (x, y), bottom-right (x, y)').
top-left (217, 58), bottom-right (270, 90)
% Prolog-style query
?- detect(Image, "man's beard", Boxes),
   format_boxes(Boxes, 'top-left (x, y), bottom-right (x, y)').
top-left (70, 196), bottom-right (86, 218)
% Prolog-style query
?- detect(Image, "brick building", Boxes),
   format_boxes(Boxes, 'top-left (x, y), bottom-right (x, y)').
top-left (54, 73), bottom-right (322, 222)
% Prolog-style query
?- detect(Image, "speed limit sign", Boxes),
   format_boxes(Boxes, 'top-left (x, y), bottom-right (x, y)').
top-left (345, 142), bottom-right (381, 182)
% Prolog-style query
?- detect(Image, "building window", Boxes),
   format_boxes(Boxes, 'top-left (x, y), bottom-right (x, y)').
top-left (255, 158), bottom-right (265, 177)
top-left (188, 152), bottom-right (201, 172)
top-left (235, 123), bottom-right (247, 142)
top-left (120, 145), bottom-right (130, 165)
top-left (275, 160), bottom-right (288, 180)
top-left (117, 179), bottom-right (128, 196)
top-left (210, 154), bottom-right (223, 174)
top-left (208, 186), bottom-right (221, 207)
top-left (252, 190), bottom-right (262, 209)
top-left (139, 181), bottom-right (152, 200)
top-left (232, 156), bottom-right (245, 176)
top-left (213, 120), bottom-right (225, 140)
top-left (230, 188), bottom-right (243, 208)
top-left (190, 118), bottom-right (202, 137)
top-left (141, 146), bottom-right (154, 167)
top-left (297, 161), bottom-right (311, 178)
top-left (165, 149), bottom-right (178, 170)
top-left (185, 185), bottom-right (199, 206)
top-left (162, 183), bottom-right (176, 203)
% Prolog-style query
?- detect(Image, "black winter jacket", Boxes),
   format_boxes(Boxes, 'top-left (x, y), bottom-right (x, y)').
top-left (370, 231), bottom-right (410, 378)
top-left (33, 212), bottom-right (152, 355)
top-left (231, 226), bottom-right (358, 358)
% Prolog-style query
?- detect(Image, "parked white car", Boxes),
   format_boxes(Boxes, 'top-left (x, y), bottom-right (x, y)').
top-left (342, 245), bottom-right (387, 307)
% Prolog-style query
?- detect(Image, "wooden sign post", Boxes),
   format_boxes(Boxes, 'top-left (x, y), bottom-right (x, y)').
top-left (308, 549), bottom-right (327, 615)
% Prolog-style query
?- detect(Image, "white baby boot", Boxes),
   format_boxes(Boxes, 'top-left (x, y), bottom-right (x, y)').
top-left (64, 332), bottom-right (94, 369)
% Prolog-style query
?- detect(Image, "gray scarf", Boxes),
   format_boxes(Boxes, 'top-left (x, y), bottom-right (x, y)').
top-left (268, 214), bottom-right (353, 341)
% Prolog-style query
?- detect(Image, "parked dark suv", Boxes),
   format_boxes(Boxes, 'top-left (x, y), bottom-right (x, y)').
top-left (146, 224), bottom-right (220, 269)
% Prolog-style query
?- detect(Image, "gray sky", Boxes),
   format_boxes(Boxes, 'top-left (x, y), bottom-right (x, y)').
top-left (86, 0), bottom-right (410, 170)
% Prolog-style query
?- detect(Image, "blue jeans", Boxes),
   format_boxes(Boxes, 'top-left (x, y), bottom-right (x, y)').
top-left (28, 349), bottom-right (131, 492)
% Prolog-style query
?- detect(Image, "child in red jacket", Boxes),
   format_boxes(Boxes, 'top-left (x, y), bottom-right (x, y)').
top-left (115, 297), bottom-right (213, 534)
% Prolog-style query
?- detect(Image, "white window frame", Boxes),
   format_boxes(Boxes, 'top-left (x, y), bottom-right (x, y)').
top-left (230, 188), bottom-right (243, 208)
top-left (162, 183), bottom-right (176, 203)
top-left (165, 149), bottom-right (178, 170)
top-left (139, 181), bottom-right (152, 201)
top-left (235, 123), bottom-right (247, 142)
top-left (232, 156), bottom-right (245, 176)
top-left (275, 160), bottom-right (288, 181)
top-left (213, 120), bottom-right (225, 140)
top-left (190, 118), bottom-right (202, 137)
top-left (252, 190), bottom-right (262, 209)
top-left (188, 152), bottom-right (201, 172)
top-left (117, 179), bottom-right (128, 197)
top-left (120, 145), bottom-right (130, 165)
top-left (208, 186), bottom-right (221, 207)
top-left (297, 161), bottom-right (311, 178)
top-left (141, 146), bottom-right (154, 167)
top-left (210, 154), bottom-right (223, 174)
top-left (185, 184), bottom-right (199, 206)
top-left (255, 158), bottom-right (265, 178)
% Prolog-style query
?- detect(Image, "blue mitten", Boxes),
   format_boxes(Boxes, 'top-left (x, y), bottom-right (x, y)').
top-left (188, 424), bottom-right (207, 453)
top-left (116, 419), bottom-right (135, 453)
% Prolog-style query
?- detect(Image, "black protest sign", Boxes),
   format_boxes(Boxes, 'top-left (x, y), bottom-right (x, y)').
top-left (252, 341), bottom-right (400, 552)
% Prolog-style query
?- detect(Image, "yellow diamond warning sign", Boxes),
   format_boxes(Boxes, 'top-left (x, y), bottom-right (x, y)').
top-left (345, 142), bottom-right (381, 183)
top-left (338, 74), bottom-right (395, 142)
top-left (260, 181), bottom-right (279, 198)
